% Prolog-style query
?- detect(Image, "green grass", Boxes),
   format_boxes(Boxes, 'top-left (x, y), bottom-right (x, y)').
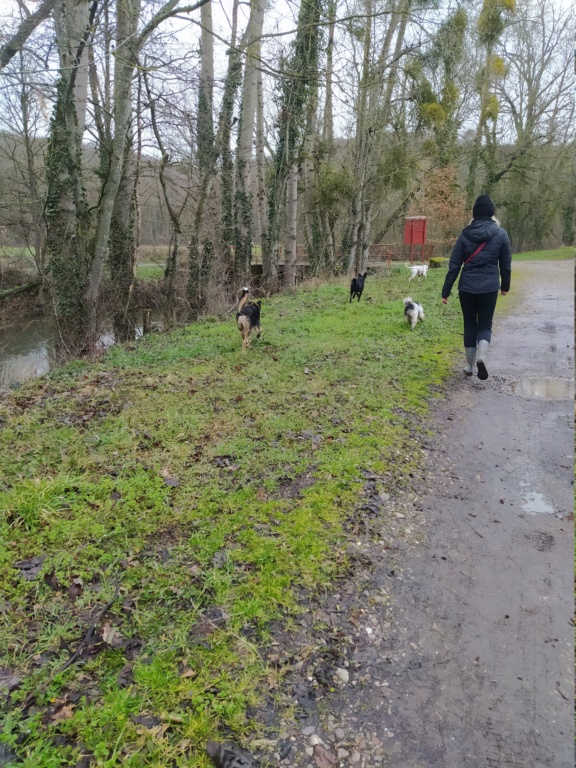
top-left (135, 264), bottom-right (164, 280)
top-left (0, 267), bottom-right (512, 766)
top-left (513, 247), bottom-right (575, 261)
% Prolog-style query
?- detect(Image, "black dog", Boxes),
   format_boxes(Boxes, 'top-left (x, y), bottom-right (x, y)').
top-left (350, 272), bottom-right (368, 303)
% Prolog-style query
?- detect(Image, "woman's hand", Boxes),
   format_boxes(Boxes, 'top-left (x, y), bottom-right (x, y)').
top-left (500, 290), bottom-right (508, 296)
top-left (441, 297), bottom-right (448, 304)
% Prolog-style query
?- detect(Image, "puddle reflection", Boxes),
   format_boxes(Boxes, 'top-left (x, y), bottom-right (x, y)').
top-left (521, 491), bottom-right (555, 515)
top-left (506, 377), bottom-right (573, 400)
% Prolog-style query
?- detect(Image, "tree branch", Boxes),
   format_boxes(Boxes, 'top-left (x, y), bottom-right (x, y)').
top-left (136, 0), bottom-right (211, 49)
top-left (0, 279), bottom-right (42, 300)
top-left (0, 0), bottom-right (55, 72)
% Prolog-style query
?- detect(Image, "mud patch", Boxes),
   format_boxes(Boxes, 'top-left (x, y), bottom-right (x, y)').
top-left (524, 531), bottom-right (555, 551)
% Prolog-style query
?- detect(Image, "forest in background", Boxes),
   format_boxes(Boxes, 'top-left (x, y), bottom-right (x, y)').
top-left (0, 0), bottom-right (573, 353)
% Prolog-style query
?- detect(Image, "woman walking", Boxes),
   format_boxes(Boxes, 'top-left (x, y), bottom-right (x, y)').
top-left (441, 194), bottom-right (511, 380)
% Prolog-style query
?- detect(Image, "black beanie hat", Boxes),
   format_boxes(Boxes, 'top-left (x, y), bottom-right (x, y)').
top-left (472, 194), bottom-right (495, 218)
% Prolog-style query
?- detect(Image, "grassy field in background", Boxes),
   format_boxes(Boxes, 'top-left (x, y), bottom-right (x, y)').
top-left (0, 269), bottom-right (463, 767)
top-left (511, 247), bottom-right (575, 261)
top-left (1, 246), bottom-right (573, 284)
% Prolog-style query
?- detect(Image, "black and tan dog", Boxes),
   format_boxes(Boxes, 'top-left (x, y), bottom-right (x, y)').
top-left (236, 287), bottom-right (261, 352)
top-left (350, 272), bottom-right (368, 302)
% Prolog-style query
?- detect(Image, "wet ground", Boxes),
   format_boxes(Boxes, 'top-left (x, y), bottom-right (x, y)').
top-left (265, 260), bottom-right (573, 767)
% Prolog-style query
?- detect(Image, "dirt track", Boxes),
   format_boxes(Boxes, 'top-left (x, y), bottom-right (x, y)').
top-left (377, 259), bottom-right (574, 767)
top-left (278, 260), bottom-right (574, 768)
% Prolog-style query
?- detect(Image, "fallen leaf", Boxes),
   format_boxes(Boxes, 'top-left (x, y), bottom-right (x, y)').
top-left (117, 663), bottom-right (134, 688)
top-left (180, 667), bottom-right (197, 679)
top-left (0, 668), bottom-right (21, 695)
top-left (161, 468), bottom-right (180, 487)
top-left (52, 704), bottom-right (75, 722)
top-left (14, 555), bottom-right (46, 581)
top-left (101, 620), bottom-right (124, 648)
top-left (132, 714), bottom-right (162, 729)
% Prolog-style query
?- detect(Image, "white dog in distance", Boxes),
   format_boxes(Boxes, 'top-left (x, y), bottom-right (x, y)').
top-left (404, 297), bottom-right (425, 330)
top-left (405, 262), bottom-right (428, 282)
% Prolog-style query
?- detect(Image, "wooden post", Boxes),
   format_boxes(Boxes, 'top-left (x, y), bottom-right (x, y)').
top-left (142, 309), bottom-right (152, 335)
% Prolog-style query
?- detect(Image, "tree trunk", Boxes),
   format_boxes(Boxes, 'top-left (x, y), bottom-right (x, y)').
top-left (164, 231), bottom-right (180, 325)
top-left (379, 0), bottom-right (408, 123)
top-left (19, 51), bottom-right (45, 273)
top-left (323, 0), bottom-right (336, 147)
top-left (347, 0), bottom-right (371, 274)
top-left (255, 67), bottom-right (274, 281)
top-left (218, 0), bottom-right (241, 283)
top-left (284, 162), bottom-right (298, 287)
top-left (234, 0), bottom-right (265, 282)
top-left (45, 76), bottom-right (90, 352)
top-left (197, 0), bottom-right (214, 172)
top-left (109, 130), bottom-right (136, 342)
top-left (53, 0), bottom-right (91, 140)
top-left (86, 0), bottom-right (141, 343)
top-left (467, 36), bottom-right (496, 204)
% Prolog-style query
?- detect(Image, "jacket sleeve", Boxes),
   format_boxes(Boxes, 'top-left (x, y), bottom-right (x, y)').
top-left (441, 235), bottom-right (465, 299)
top-left (498, 229), bottom-right (512, 292)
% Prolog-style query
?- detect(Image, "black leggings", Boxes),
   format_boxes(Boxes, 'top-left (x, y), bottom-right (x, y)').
top-left (459, 291), bottom-right (498, 347)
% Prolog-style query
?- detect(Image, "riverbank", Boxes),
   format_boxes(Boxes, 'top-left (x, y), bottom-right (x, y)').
top-left (1, 267), bottom-right (463, 767)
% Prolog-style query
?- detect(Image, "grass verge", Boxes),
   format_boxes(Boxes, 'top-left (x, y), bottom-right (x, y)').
top-left (1, 270), bottom-right (464, 766)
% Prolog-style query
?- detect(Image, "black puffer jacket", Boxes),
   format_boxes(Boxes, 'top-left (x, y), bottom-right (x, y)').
top-left (442, 218), bottom-right (511, 298)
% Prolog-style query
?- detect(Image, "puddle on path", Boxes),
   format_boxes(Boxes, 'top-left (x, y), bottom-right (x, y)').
top-left (502, 377), bottom-right (573, 400)
top-left (521, 491), bottom-right (555, 515)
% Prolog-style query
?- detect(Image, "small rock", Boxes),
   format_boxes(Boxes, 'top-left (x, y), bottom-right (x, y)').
top-left (314, 744), bottom-right (337, 767)
top-left (305, 746), bottom-right (314, 756)
top-left (350, 750), bottom-right (361, 764)
top-left (310, 735), bottom-right (322, 746)
top-left (206, 741), bottom-right (260, 768)
top-left (302, 726), bottom-right (316, 736)
top-left (334, 728), bottom-right (345, 740)
top-left (335, 668), bottom-right (349, 683)
top-left (338, 748), bottom-right (350, 759)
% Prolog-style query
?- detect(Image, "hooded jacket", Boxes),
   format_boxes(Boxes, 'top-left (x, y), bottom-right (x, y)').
top-left (441, 218), bottom-right (511, 298)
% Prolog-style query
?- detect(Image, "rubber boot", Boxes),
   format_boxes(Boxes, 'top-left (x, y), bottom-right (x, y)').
top-left (476, 339), bottom-right (489, 380)
top-left (464, 347), bottom-right (476, 377)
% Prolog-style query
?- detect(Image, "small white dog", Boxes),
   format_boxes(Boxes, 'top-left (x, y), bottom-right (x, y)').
top-left (404, 297), bottom-right (425, 330)
top-left (405, 262), bottom-right (428, 282)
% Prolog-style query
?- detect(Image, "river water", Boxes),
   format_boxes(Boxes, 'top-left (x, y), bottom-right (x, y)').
top-left (0, 313), bottom-right (162, 389)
